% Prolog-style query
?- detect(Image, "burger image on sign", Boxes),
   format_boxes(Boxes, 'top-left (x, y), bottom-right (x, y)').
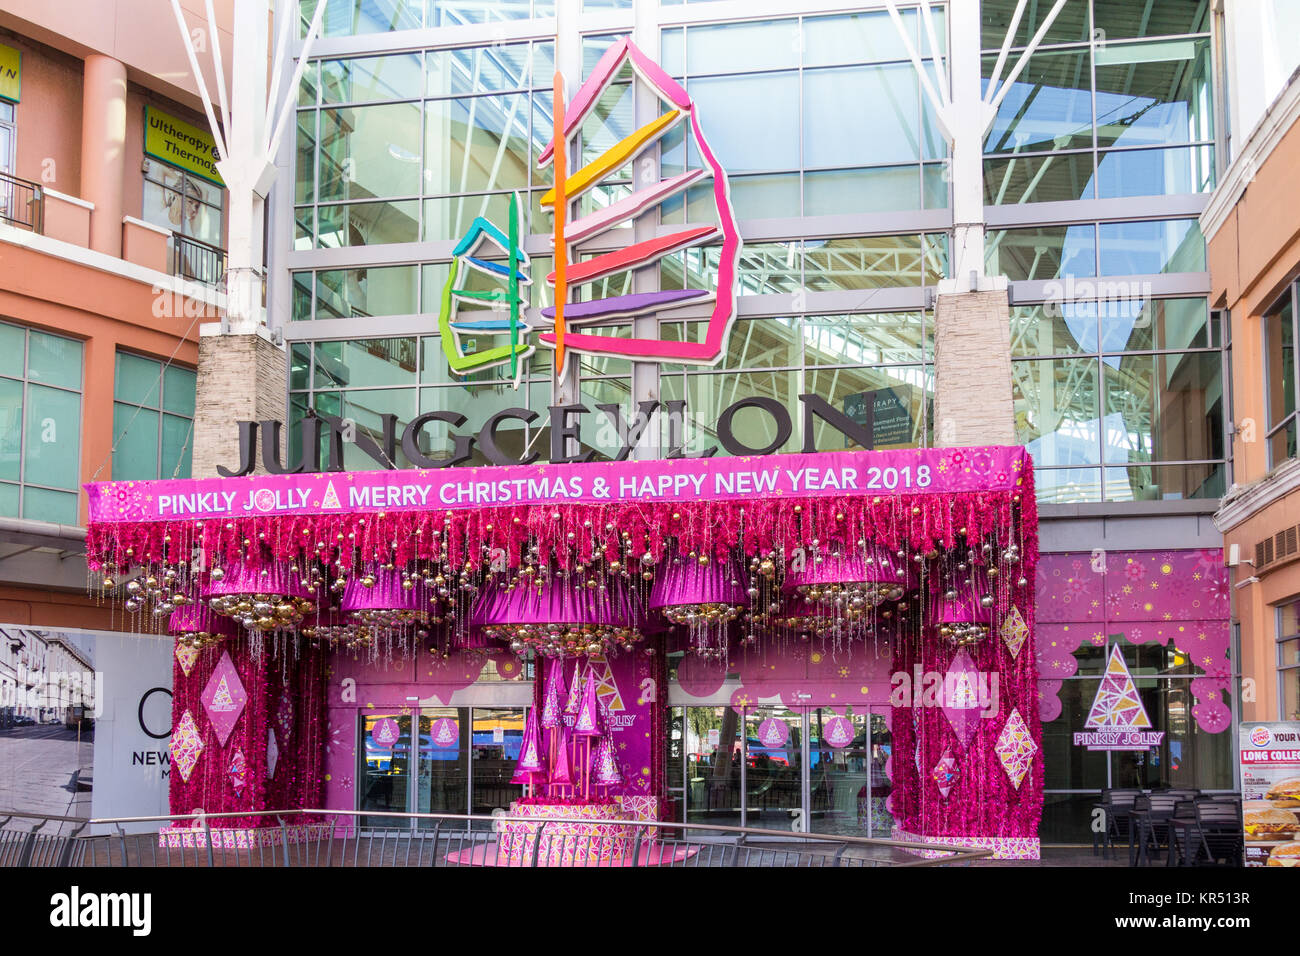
top-left (1268, 843), bottom-right (1300, 867)
top-left (1266, 777), bottom-right (1300, 808)
top-left (1243, 806), bottom-right (1300, 841)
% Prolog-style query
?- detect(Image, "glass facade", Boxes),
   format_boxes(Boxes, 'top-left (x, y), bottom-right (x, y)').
top-left (280, 1), bottom-right (1235, 842)
top-left (0, 321), bottom-right (83, 524)
top-left (111, 353), bottom-right (198, 481)
top-left (284, 0), bottom-right (1223, 501)
top-left (659, 10), bottom-right (948, 220)
top-left (1010, 297), bottom-right (1226, 503)
top-left (982, 1), bottom-right (1214, 205)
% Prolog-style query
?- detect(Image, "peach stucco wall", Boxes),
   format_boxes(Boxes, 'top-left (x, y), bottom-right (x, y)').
top-left (3, 32), bottom-right (84, 197)
top-left (1209, 106), bottom-right (1300, 721)
top-left (0, 241), bottom-right (202, 526)
top-left (1211, 116), bottom-right (1300, 486)
top-left (0, 0), bottom-right (235, 112)
top-left (0, 587), bottom-right (126, 631)
top-left (0, 29), bottom-right (228, 251)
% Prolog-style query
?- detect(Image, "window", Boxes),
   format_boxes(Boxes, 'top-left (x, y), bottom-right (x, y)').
top-left (111, 353), bottom-right (197, 481)
top-left (304, 0), bottom-right (551, 37)
top-left (981, 1), bottom-right (1215, 204)
top-left (1010, 296), bottom-right (1225, 503)
top-left (1277, 602), bottom-right (1300, 721)
top-left (0, 101), bottom-right (14, 175)
top-left (660, 10), bottom-right (948, 221)
top-left (0, 321), bottom-right (83, 524)
top-left (295, 39), bottom-right (555, 249)
top-left (142, 156), bottom-right (225, 287)
top-left (986, 218), bottom-right (1205, 282)
top-left (143, 161), bottom-right (223, 247)
top-left (1265, 282), bottom-right (1298, 468)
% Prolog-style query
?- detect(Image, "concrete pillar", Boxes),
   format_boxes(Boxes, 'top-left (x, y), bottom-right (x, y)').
top-left (190, 327), bottom-right (287, 476)
top-left (933, 289), bottom-right (1015, 447)
top-left (80, 55), bottom-right (127, 257)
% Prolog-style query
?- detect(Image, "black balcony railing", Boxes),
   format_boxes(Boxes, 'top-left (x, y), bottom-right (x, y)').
top-left (0, 170), bottom-right (43, 233)
top-left (172, 234), bottom-right (227, 288)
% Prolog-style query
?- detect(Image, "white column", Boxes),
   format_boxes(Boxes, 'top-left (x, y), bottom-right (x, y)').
top-left (940, 0), bottom-right (999, 295)
top-left (224, 0), bottom-right (271, 331)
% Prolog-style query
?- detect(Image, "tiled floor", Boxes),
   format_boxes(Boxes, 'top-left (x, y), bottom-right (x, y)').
top-left (974, 844), bottom-right (1129, 867)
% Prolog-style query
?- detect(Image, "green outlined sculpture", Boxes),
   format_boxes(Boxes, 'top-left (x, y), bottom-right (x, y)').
top-left (437, 193), bottom-right (533, 387)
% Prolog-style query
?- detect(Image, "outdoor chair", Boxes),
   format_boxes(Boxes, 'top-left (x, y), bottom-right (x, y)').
top-left (1191, 799), bottom-right (1243, 867)
top-left (1093, 788), bottom-right (1142, 859)
top-left (1131, 792), bottom-right (1183, 865)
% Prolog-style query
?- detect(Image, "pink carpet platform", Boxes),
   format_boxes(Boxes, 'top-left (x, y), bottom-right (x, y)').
top-left (443, 841), bottom-right (698, 867)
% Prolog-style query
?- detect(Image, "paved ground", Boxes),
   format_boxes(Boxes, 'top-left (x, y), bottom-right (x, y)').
top-left (0, 725), bottom-right (94, 831)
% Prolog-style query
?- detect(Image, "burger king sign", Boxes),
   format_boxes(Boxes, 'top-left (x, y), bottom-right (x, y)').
top-left (1239, 721), bottom-right (1300, 866)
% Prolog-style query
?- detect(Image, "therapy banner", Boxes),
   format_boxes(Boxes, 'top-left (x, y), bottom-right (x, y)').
top-left (87, 446), bottom-right (1031, 524)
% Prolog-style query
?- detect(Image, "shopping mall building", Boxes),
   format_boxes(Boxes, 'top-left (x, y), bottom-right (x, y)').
top-left (5, 0), bottom-right (1300, 853)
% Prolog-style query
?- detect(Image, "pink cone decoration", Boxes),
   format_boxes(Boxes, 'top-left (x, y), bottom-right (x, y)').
top-left (549, 726), bottom-right (573, 784)
top-left (516, 706), bottom-right (546, 775)
top-left (573, 668), bottom-right (604, 736)
top-left (541, 658), bottom-right (566, 728)
top-left (564, 659), bottom-right (583, 715)
top-left (593, 733), bottom-right (623, 785)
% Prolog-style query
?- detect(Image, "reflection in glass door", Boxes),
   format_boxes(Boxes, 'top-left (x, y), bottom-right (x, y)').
top-left (744, 707), bottom-right (804, 830)
top-left (416, 707), bottom-right (467, 827)
top-left (471, 707), bottom-right (525, 823)
top-left (666, 707), bottom-right (686, 822)
top-left (360, 713), bottom-right (412, 826)
top-left (809, 707), bottom-right (866, 835)
top-left (808, 707), bottom-right (893, 837)
top-left (684, 706), bottom-right (743, 826)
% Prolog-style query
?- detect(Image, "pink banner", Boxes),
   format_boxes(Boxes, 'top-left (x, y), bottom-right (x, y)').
top-left (86, 446), bottom-right (1030, 524)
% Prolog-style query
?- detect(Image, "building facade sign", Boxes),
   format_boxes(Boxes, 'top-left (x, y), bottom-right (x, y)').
top-left (0, 43), bottom-right (20, 103)
top-left (143, 105), bottom-right (224, 186)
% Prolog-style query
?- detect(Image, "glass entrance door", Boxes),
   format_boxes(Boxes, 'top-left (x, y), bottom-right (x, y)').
top-left (807, 706), bottom-right (897, 837)
top-left (416, 707), bottom-right (467, 826)
top-left (360, 713), bottom-right (412, 826)
top-left (470, 707), bottom-right (525, 820)
top-left (744, 706), bottom-right (804, 829)
top-left (684, 705), bottom-right (743, 826)
top-left (668, 699), bottom-right (894, 835)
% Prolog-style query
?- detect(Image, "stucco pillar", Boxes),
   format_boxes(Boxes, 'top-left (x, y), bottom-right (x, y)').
top-left (190, 327), bottom-right (287, 477)
top-left (933, 290), bottom-right (1015, 447)
top-left (80, 54), bottom-right (127, 257)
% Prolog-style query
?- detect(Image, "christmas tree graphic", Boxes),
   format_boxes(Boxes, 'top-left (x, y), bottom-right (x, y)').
top-left (210, 675), bottom-right (237, 712)
top-left (537, 37), bottom-right (740, 373)
top-left (586, 653), bottom-right (625, 713)
top-left (320, 480), bottom-right (341, 510)
top-left (433, 718), bottom-right (458, 746)
top-left (947, 671), bottom-right (981, 710)
top-left (436, 196), bottom-right (533, 386)
top-left (1085, 645), bottom-right (1154, 728)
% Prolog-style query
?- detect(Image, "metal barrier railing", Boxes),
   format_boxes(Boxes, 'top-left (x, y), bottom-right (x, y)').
top-left (172, 233), bottom-right (227, 288)
top-left (0, 170), bottom-right (43, 233)
top-left (0, 807), bottom-right (991, 868)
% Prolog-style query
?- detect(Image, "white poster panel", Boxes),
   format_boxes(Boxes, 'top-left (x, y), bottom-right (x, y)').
top-left (90, 634), bottom-right (174, 835)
